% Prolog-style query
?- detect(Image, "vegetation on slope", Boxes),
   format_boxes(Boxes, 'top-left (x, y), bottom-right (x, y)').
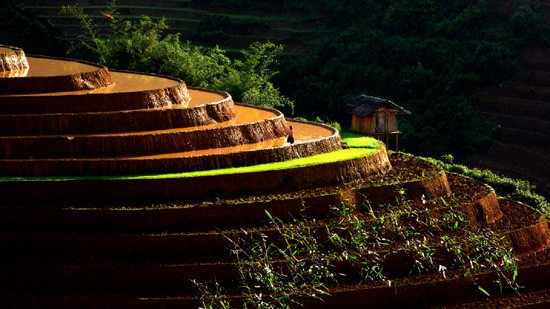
top-left (58, 4), bottom-right (294, 111)
top-left (0, 3), bottom-right (66, 55)
top-left (430, 154), bottom-right (549, 218)
top-left (272, 0), bottom-right (550, 162)
top-left (194, 195), bottom-right (520, 308)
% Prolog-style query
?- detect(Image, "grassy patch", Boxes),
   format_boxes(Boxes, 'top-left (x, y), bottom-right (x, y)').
top-left (0, 133), bottom-right (379, 182)
top-left (340, 131), bottom-right (379, 148)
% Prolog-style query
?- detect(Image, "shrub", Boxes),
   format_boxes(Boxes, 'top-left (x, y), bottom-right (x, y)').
top-left (59, 5), bottom-right (294, 111)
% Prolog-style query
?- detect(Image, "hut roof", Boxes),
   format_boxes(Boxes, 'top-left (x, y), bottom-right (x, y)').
top-left (346, 95), bottom-right (411, 117)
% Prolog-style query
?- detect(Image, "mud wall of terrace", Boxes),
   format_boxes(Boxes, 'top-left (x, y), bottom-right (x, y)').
top-left (352, 170), bottom-right (451, 206)
top-left (0, 169), bottom-right (486, 234)
top-left (501, 199), bottom-right (550, 256)
top-left (0, 114), bottom-right (286, 159)
top-left (0, 126), bottom-right (341, 176)
top-left (0, 93), bottom-right (236, 135)
top-left (302, 261), bottom-right (549, 308)
top-left (0, 197), bottom-right (543, 267)
top-left (0, 56), bottom-right (115, 94)
top-left (0, 45), bottom-right (28, 72)
top-left (0, 77), bottom-right (191, 114)
top-left (0, 149), bottom-right (391, 204)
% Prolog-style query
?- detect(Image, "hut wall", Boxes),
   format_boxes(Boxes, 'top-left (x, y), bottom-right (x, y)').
top-left (351, 114), bottom-right (375, 134)
top-left (375, 111), bottom-right (398, 133)
top-left (387, 112), bottom-right (398, 132)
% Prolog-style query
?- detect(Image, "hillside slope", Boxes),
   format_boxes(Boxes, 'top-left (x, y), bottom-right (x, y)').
top-left (473, 47), bottom-right (550, 198)
top-left (11, 0), bottom-right (550, 197)
top-left (14, 0), bottom-right (316, 54)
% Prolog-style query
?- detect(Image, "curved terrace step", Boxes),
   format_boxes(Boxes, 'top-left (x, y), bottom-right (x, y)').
top-left (473, 141), bottom-right (550, 179)
top-left (0, 174), bottom-right (509, 266)
top-left (476, 95), bottom-right (550, 120)
top-left (516, 69), bottom-right (550, 86)
top-left (481, 111), bottom-right (550, 133)
top-left (0, 152), bottom-right (450, 233)
top-left (472, 142), bottom-right (549, 197)
top-left (0, 56), bottom-right (115, 94)
top-left (301, 250), bottom-right (550, 309)
top-left (0, 104), bottom-right (287, 159)
top-left (3, 255), bottom-right (547, 309)
top-left (0, 88), bottom-right (236, 136)
top-left (0, 70), bottom-right (191, 113)
top-left (0, 194), bottom-right (538, 267)
top-left (478, 84), bottom-right (550, 101)
top-left (492, 126), bottom-right (549, 148)
top-left (0, 145), bottom-right (389, 204)
top-left (0, 118), bottom-right (343, 176)
top-left (474, 44), bottom-right (550, 200)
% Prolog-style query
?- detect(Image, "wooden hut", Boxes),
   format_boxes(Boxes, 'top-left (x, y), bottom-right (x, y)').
top-left (346, 95), bottom-right (411, 150)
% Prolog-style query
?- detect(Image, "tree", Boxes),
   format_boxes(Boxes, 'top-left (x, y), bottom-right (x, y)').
top-left (60, 5), bottom-right (293, 111)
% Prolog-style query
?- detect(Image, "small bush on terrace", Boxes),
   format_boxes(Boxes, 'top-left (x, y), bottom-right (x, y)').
top-left (427, 154), bottom-right (549, 218)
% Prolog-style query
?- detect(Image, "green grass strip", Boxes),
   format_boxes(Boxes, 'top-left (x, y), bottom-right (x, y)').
top-left (0, 133), bottom-right (378, 182)
top-left (130, 148), bottom-right (376, 179)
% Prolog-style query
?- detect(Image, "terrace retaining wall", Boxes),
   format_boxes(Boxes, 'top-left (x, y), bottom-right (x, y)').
top-left (0, 131), bottom-right (340, 176)
top-left (0, 116), bottom-right (287, 159)
top-left (0, 45), bottom-right (28, 73)
top-left (0, 94), bottom-right (236, 135)
top-left (0, 149), bottom-right (391, 204)
top-left (0, 57), bottom-right (114, 94)
top-left (0, 75), bottom-right (191, 113)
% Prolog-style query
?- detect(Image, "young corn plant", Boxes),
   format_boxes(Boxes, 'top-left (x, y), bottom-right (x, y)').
top-left (223, 212), bottom-right (335, 308)
top-left (192, 279), bottom-right (231, 309)
top-left (194, 194), bottom-right (521, 307)
top-left (327, 202), bottom-right (388, 281)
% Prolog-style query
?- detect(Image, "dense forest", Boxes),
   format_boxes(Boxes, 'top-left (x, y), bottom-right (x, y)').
top-left (1, 0), bottom-right (548, 163)
top-left (270, 0), bottom-right (548, 162)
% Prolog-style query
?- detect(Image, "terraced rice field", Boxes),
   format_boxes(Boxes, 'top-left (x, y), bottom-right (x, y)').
top-left (0, 44), bottom-right (548, 308)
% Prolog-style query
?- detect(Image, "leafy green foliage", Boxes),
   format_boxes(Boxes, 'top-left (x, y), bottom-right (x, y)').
top-left (423, 155), bottom-right (549, 218)
top-left (274, 0), bottom-right (550, 162)
top-left (222, 216), bottom-right (335, 308)
top-left (59, 5), bottom-right (293, 110)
